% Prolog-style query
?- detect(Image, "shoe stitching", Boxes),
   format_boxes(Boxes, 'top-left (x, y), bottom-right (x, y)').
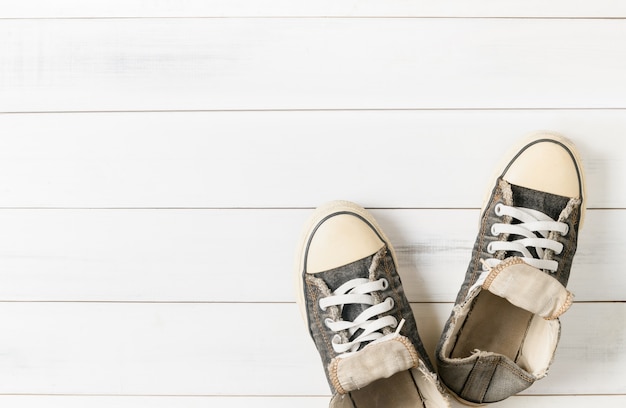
top-left (482, 357), bottom-right (535, 401)
top-left (373, 248), bottom-right (422, 368)
top-left (481, 257), bottom-right (525, 290)
top-left (309, 250), bottom-right (405, 394)
top-left (380, 249), bottom-right (427, 369)
top-left (544, 291), bottom-right (574, 320)
top-left (566, 205), bottom-right (579, 272)
top-left (394, 336), bottom-right (419, 368)
top-left (459, 356), bottom-right (535, 403)
top-left (475, 358), bottom-right (496, 403)
top-left (328, 337), bottom-right (419, 396)
top-left (467, 189), bottom-right (501, 299)
top-left (306, 276), bottom-right (334, 360)
top-left (307, 277), bottom-right (349, 395)
top-left (381, 249), bottom-right (406, 334)
top-left (369, 248), bottom-right (389, 333)
top-left (328, 358), bottom-right (347, 394)
top-left (440, 355), bottom-right (535, 383)
top-left (494, 180), bottom-right (514, 263)
top-left (465, 357), bottom-right (535, 403)
top-left (553, 198), bottom-right (579, 283)
top-left (460, 357), bottom-right (492, 403)
top-left (494, 359), bottom-right (535, 383)
top-left (560, 230), bottom-right (572, 283)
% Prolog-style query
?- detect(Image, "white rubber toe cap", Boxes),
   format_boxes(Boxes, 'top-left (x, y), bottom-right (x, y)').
top-left (502, 137), bottom-right (582, 199)
top-left (306, 213), bottom-right (384, 274)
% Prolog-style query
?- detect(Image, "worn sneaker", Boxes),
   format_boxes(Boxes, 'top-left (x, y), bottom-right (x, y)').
top-left (296, 201), bottom-right (449, 408)
top-left (436, 132), bottom-right (586, 405)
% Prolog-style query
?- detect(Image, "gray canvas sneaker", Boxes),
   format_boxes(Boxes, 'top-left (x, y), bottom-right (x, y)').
top-left (436, 132), bottom-right (586, 405)
top-left (296, 201), bottom-right (449, 408)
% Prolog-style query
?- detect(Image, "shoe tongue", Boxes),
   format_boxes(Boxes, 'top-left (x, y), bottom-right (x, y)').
top-left (328, 336), bottom-right (419, 394)
top-left (482, 258), bottom-right (573, 319)
top-left (510, 183), bottom-right (569, 221)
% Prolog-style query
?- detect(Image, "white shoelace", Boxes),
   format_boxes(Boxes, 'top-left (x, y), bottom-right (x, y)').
top-left (319, 277), bottom-right (403, 356)
top-left (472, 203), bottom-right (568, 290)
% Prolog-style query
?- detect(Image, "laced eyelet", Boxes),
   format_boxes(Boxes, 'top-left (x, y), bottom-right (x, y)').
top-left (324, 318), bottom-right (335, 328)
top-left (494, 203), bottom-right (504, 216)
top-left (386, 297), bottom-right (395, 309)
top-left (380, 278), bottom-right (389, 290)
top-left (331, 334), bottom-right (342, 345)
top-left (561, 224), bottom-right (569, 236)
top-left (319, 300), bottom-right (327, 311)
top-left (390, 317), bottom-right (399, 328)
top-left (487, 242), bottom-right (496, 254)
top-left (491, 225), bottom-right (498, 236)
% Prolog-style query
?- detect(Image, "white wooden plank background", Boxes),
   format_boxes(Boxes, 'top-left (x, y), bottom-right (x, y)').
top-left (0, 209), bottom-right (621, 302)
top-left (3, 19), bottom-right (626, 112)
top-left (1, 0), bottom-right (626, 18)
top-left (0, 111), bottom-right (623, 208)
top-left (0, 303), bottom-right (622, 396)
top-left (1, 396), bottom-right (624, 408)
top-left (0, 2), bottom-right (624, 408)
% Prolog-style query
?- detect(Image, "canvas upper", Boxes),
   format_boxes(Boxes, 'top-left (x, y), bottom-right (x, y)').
top-left (296, 201), bottom-right (449, 408)
top-left (436, 133), bottom-right (585, 405)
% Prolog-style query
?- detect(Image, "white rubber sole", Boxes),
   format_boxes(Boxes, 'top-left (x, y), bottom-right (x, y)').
top-left (480, 131), bottom-right (587, 228)
top-left (293, 200), bottom-right (399, 325)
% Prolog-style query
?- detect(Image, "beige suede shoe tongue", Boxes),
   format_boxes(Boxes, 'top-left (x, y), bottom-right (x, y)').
top-left (482, 258), bottom-right (573, 320)
top-left (328, 336), bottom-right (419, 394)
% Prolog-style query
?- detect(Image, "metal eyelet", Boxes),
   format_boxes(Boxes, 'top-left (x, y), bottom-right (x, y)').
top-left (380, 278), bottom-right (389, 290)
top-left (386, 297), bottom-right (395, 309)
top-left (494, 203), bottom-right (504, 216)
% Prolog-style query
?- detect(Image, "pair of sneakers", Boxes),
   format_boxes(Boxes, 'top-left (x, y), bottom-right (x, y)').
top-left (295, 133), bottom-right (585, 407)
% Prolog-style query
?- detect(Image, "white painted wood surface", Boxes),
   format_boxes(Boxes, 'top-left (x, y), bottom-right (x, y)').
top-left (0, 2), bottom-right (624, 408)
top-left (3, 19), bottom-right (626, 112)
top-left (1, 0), bottom-right (626, 18)
top-left (0, 111), bottom-right (623, 208)
top-left (0, 209), bottom-right (621, 302)
top-left (0, 303), bottom-right (622, 395)
top-left (1, 396), bottom-right (624, 408)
